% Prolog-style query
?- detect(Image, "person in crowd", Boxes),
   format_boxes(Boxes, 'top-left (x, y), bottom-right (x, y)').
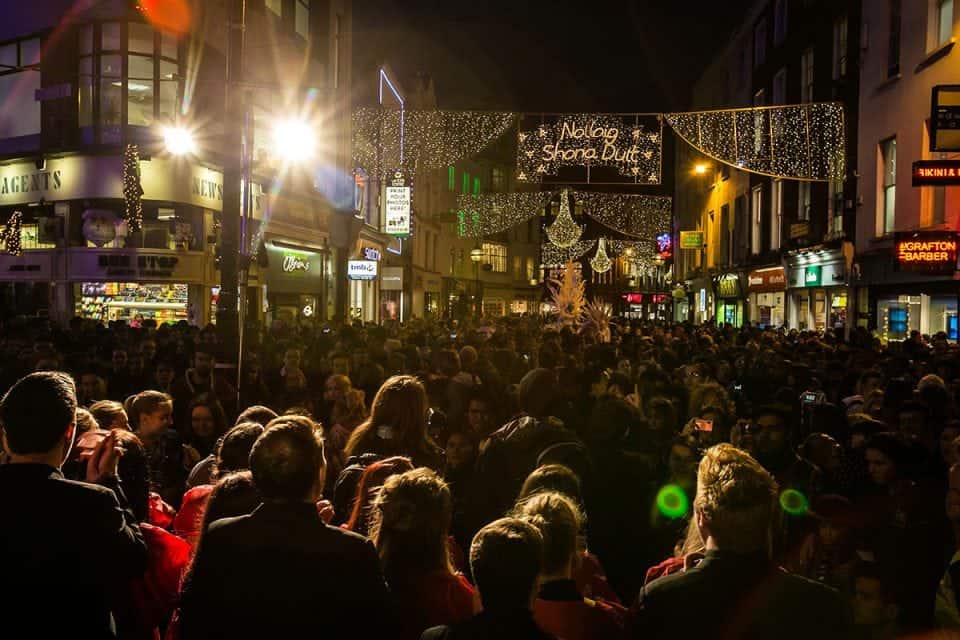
top-left (78, 370), bottom-right (108, 407)
top-left (345, 374), bottom-right (444, 470)
top-left (514, 491), bottom-right (627, 639)
top-left (444, 428), bottom-right (478, 549)
top-left (328, 377), bottom-right (368, 452)
top-left (169, 346), bottom-right (237, 427)
top-left (179, 415), bottom-right (391, 638)
top-left (174, 421), bottom-right (265, 546)
top-left (369, 468), bottom-right (478, 640)
top-left (420, 517), bottom-right (553, 640)
top-left (107, 347), bottom-right (135, 400)
top-left (186, 405), bottom-right (278, 488)
top-left (181, 393), bottom-right (229, 471)
top-left (463, 390), bottom-right (496, 440)
top-left (787, 494), bottom-right (861, 590)
top-left (75, 406), bottom-right (99, 434)
top-left (852, 562), bottom-right (900, 640)
top-left (343, 455), bottom-right (415, 537)
top-left (90, 399), bottom-right (130, 431)
top-left (153, 360), bottom-right (176, 394)
top-left (0, 371), bottom-right (148, 638)
top-left (126, 390), bottom-right (187, 506)
top-left (634, 443), bottom-right (848, 639)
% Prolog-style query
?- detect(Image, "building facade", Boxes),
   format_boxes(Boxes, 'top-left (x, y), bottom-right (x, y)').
top-left (0, 0), bottom-right (355, 328)
top-left (856, 0), bottom-right (960, 342)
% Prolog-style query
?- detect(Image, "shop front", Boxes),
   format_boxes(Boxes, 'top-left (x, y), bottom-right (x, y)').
top-left (861, 233), bottom-right (960, 341)
top-left (747, 266), bottom-right (786, 328)
top-left (377, 265), bottom-right (400, 322)
top-left (262, 239), bottom-right (328, 327)
top-left (0, 249), bottom-right (59, 318)
top-left (421, 273), bottom-right (442, 318)
top-left (67, 248), bottom-right (208, 325)
top-left (687, 276), bottom-right (714, 325)
top-left (714, 272), bottom-right (745, 327)
top-left (619, 292), bottom-right (671, 320)
top-left (785, 244), bottom-right (851, 332)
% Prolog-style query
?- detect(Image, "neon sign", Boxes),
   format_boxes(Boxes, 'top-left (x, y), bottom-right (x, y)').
top-left (895, 232), bottom-right (959, 273)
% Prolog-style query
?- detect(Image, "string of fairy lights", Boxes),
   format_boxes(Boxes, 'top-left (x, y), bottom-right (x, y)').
top-left (454, 192), bottom-right (553, 237)
top-left (352, 108), bottom-right (517, 176)
top-left (589, 236), bottom-right (612, 273)
top-left (541, 239), bottom-right (596, 267)
top-left (545, 188), bottom-right (583, 248)
top-left (664, 102), bottom-right (846, 181)
top-left (123, 144), bottom-right (144, 233)
top-left (0, 210), bottom-right (23, 256)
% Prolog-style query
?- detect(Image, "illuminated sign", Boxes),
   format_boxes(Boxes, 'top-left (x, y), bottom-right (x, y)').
top-left (281, 253), bottom-right (310, 273)
top-left (362, 247), bottom-right (382, 261)
top-left (679, 231), bottom-right (704, 249)
top-left (895, 232), bottom-right (959, 274)
top-left (716, 275), bottom-right (739, 298)
top-left (347, 259), bottom-right (378, 280)
top-left (803, 265), bottom-right (822, 287)
top-left (747, 267), bottom-right (786, 292)
top-left (516, 113), bottom-right (662, 184)
top-left (912, 160), bottom-right (960, 186)
top-left (385, 172), bottom-right (411, 236)
top-left (656, 233), bottom-right (673, 259)
top-left (930, 85), bottom-right (960, 152)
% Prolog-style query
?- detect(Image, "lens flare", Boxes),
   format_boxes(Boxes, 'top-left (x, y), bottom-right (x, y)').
top-left (137, 0), bottom-right (192, 36)
top-left (779, 489), bottom-right (809, 516)
top-left (272, 118), bottom-right (316, 163)
top-left (163, 126), bottom-right (195, 156)
top-left (656, 484), bottom-right (689, 519)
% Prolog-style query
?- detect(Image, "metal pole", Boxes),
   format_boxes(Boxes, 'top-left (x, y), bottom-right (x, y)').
top-left (218, 0), bottom-right (245, 373)
top-left (237, 96), bottom-right (252, 409)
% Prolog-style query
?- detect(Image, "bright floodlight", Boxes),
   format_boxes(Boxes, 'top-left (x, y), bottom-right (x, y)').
top-left (163, 126), bottom-right (196, 155)
top-left (272, 118), bottom-right (316, 163)
top-left (694, 163), bottom-right (710, 176)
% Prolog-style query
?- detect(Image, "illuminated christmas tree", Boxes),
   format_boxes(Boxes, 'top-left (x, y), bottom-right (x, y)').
top-left (123, 144), bottom-right (144, 232)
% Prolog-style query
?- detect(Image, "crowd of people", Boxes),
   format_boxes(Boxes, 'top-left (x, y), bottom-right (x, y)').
top-left (3, 313), bottom-right (960, 639)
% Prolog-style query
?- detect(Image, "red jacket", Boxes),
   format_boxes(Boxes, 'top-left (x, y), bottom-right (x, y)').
top-left (533, 579), bottom-right (628, 640)
top-left (173, 484), bottom-right (213, 547)
top-left (574, 551), bottom-right (622, 605)
top-left (391, 571), bottom-right (478, 640)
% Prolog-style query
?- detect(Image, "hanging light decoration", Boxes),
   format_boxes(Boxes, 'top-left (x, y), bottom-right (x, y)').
top-left (546, 189), bottom-right (582, 248)
top-left (0, 210), bottom-right (23, 256)
top-left (590, 237), bottom-right (612, 273)
top-left (456, 191), bottom-right (552, 237)
top-left (541, 239), bottom-right (596, 267)
top-left (122, 144), bottom-right (144, 232)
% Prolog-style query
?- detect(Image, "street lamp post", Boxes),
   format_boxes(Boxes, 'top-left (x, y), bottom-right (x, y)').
top-left (470, 245), bottom-right (483, 317)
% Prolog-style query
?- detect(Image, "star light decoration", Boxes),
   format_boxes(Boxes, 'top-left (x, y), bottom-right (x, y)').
top-left (589, 236), bottom-right (612, 274)
top-left (664, 102), bottom-right (845, 181)
top-left (122, 144), bottom-right (144, 232)
top-left (545, 189), bottom-right (582, 248)
top-left (541, 239), bottom-right (596, 267)
top-left (0, 210), bottom-right (23, 256)
top-left (352, 108), bottom-right (516, 176)
top-left (516, 113), bottom-right (662, 184)
top-left (455, 191), bottom-right (553, 237)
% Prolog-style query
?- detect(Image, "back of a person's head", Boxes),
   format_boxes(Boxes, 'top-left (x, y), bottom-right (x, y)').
top-left (75, 407), bottom-right (99, 434)
top-left (216, 421), bottom-right (265, 476)
top-left (201, 470), bottom-right (260, 532)
top-left (0, 371), bottom-right (76, 455)
top-left (518, 368), bottom-right (557, 418)
top-left (513, 491), bottom-right (581, 577)
top-left (517, 464), bottom-right (583, 506)
top-left (89, 400), bottom-right (126, 430)
top-left (249, 415), bottom-right (324, 502)
top-left (352, 375), bottom-right (428, 453)
top-left (369, 467), bottom-right (453, 581)
top-left (470, 517), bottom-right (543, 612)
top-left (113, 430), bottom-right (149, 522)
top-left (125, 390), bottom-right (172, 430)
top-left (694, 444), bottom-right (778, 554)
top-left (345, 455), bottom-right (415, 534)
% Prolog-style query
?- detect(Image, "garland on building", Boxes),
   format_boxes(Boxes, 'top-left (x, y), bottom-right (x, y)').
top-left (664, 102), bottom-right (845, 181)
top-left (0, 210), bottom-right (23, 256)
top-left (541, 239), bottom-right (595, 267)
top-left (455, 191), bottom-right (552, 237)
top-left (579, 191), bottom-right (672, 237)
top-left (123, 144), bottom-right (144, 232)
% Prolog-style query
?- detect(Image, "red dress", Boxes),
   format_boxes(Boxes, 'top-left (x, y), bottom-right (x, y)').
top-left (534, 579), bottom-right (628, 640)
top-left (391, 571), bottom-right (478, 640)
top-left (114, 523), bottom-right (192, 640)
top-left (173, 484), bottom-right (213, 547)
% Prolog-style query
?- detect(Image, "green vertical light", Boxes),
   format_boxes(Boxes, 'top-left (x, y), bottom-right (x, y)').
top-left (462, 171), bottom-right (470, 194)
top-left (457, 210), bottom-right (465, 236)
top-left (473, 177), bottom-right (481, 194)
top-left (448, 166), bottom-right (455, 191)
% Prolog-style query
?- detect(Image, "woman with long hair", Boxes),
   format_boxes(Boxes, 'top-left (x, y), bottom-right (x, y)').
top-left (345, 375), bottom-right (442, 470)
top-left (125, 390), bottom-right (186, 506)
top-left (183, 393), bottom-right (228, 467)
top-left (369, 468), bottom-right (477, 640)
top-left (343, 456), bottom-right (414, 537)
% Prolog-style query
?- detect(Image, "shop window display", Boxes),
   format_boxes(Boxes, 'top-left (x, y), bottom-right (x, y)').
top-left (76, 282), bottom-right (188, 325)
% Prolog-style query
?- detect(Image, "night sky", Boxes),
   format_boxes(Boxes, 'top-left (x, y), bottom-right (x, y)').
top-left (353, 0), bottom-right (755, 113)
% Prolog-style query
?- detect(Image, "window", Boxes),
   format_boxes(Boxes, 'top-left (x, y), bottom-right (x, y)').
top-left (771, 180), bottom-right (783, 250)
top-left (880, 137), bottom-right (897, 234)
top-left (0, 36), bottom-right (41, 139)
top-left (939, 0), bottom-right (954, 46)
top-left (492, 167), bottom-right (505, 191)
top-left (462, 171), bottom-right (470, 194)
top-left (798, 181), bottom-right (811, 220)
top-left (833, 16), bottom-right (848, 79)
top-left (754, 18), bottom-right (768, 68)
top-left (773, 67), bottom-right (787, 105)
top-left (829, 179), bottom-right (845, 233)
top-left (473, 177), bottom-right (481, 194)
top-left (482, 243), bottom-right (507, 273)
top-left (448, 166), bottom-right (455, 191)
top-left (0, 223), bottom-right (56, 252)
top-left (79, 22), bottom-right (180, 141)
top-left (752, 186), bottom-right (763, 254)
top-left (774, 0), bottom-right (788, 45)
top-left (526, 257), bottom-right (535, 281)
top-left (513, 255), bottom-right (522, 280)
top-left (734, 195), bottom-right (749, 263)
top-left (265, 0), bottom-right (281, 16)
top-left (295, 0), bottom-right (309, 39)
top-left (800, 49), bottom-right (814, 103)
top-left (888, 0), bottom-right (901, 77)
top-left (720, 204), bottom-right (731, 266)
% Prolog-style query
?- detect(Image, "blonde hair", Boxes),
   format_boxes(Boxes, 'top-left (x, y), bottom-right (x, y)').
top-left (693, 444), bottom-right (778, 554)
top-left (513, 491), bottom-right (582, 576)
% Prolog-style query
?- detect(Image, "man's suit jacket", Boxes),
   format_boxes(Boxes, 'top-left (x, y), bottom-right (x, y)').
top-left (179, 501), bottom-right (391, 639)
top-left (0, 463), bottom-right (148, 639)
top-left (634, 550), bottom-right (849, 640)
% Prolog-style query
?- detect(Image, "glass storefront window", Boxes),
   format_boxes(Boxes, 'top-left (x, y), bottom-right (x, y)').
top-left (99, 54), bottom-right (123, 142)
top-left (128, 22), bottom-right (154, 54)
top-left (75, 282), bottom-right (188, 325)
top-left (127, 54), bottom-right (155, 125)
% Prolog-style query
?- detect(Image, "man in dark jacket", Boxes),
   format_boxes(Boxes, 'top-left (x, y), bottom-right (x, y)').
top-left (169, 346), bottom-right (238, 428)
top-left (634, 443), bottom-right (848, 640)
top-left (421, 517), bottom-right (555, 640)
top-left (179, 415), bottom-right (390, 639)
top-left (466, 368), bottom-right (582, 538)
top-left (0, 371), bottom-right (148, 639)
